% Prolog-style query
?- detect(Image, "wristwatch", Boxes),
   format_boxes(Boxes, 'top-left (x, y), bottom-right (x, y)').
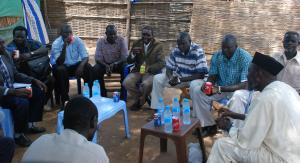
top-left (218, 86), bottom-right (222, 94)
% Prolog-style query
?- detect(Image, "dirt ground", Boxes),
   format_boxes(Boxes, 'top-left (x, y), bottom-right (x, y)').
top-left (11, 80), bottom-right (221, 163)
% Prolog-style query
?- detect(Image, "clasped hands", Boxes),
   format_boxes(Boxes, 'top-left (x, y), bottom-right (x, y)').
top-left (168, 76), bottom-right (181, 86)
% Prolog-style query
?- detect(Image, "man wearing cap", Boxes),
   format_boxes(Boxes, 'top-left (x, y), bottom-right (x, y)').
top-left (207, 52), bottom-right (300, 163)
top-left (216, 31), bottom-right (300, 129)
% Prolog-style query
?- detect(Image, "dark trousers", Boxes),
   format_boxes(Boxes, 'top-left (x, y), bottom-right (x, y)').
top-left (43, 76), bottom-right (55, 105)
top-left (53, 62), bottom-right (93, 104)
top-left (0, 137), bottom-right (15, 163)
top-left (0, 85), bottom-right (45, 133)
top-left (93, 62), bottom-right (126, 97)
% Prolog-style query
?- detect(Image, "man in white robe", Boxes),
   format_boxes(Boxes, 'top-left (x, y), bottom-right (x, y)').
top-left (208, 52), bottom-right (300, 163)
top-left (217, 31), bottom-right (300, 129)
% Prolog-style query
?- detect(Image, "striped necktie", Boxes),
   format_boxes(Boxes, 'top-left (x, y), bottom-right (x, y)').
top-left (0, 56), bottom-right (13, 88)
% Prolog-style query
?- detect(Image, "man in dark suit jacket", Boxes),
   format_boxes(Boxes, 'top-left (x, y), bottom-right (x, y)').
top-left (123, 26), bottom-right (165, 110)
top-left (0, 37), bottom-right (47, 147)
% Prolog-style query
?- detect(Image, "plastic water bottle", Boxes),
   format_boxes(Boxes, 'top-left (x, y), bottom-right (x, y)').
top-left (83, 83), bottom-right (90, 98)
top-left (172, 97), bottom-right (180, 118)
top-left (182, 98), bottom-right (191, 125)
top-left (92, 81), bottom-right (100, 97)
top-left (164, 105), bottom-right (172, 133)
top-left (157, 97), bottom-right (165, 124)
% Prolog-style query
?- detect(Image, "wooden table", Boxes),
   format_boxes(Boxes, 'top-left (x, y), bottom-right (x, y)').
top-left (138, 117), bottom-right (206, 163)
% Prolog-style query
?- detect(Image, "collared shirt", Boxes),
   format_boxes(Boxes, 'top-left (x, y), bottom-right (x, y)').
top-left (273, 51), bottom-right (300, 93)
top-left (144, 42), bottom-right (151, 55)
top-left (6, 39), bottom-right (43, 54)
top-left (95, 35), bottom-right (128, 64)
top-left (166, 42), bottom-right (208, 77)
top-left (229, 81), bottom-right (300, 162)
top-left (209, 47), bottom-right (252, 86)
top-left (21, 129), bottom-right (109, 163)
top-left (50, 36), bottom-right (88, 66)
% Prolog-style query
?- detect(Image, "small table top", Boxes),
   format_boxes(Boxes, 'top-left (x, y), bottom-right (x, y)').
top-left (141, 117), bottom-right (200, 138)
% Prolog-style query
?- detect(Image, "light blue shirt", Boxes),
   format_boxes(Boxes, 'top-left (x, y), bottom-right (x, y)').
top-left (209, 47), bottom-right (252, 86)
top-left (50, 36), bottom-right (88, 66)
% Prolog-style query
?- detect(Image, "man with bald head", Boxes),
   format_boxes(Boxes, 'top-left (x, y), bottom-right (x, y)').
top-left (214, 31), bottom-right (300, 130)
top-left (189, 34), bottom-right (252, 137)
top-left (93, 25), bottom-right (128, 97)
top-left (150, 32), bottom-right (208, 110)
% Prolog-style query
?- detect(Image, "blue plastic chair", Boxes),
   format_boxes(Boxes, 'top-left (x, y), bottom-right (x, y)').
top-left (56, 96), bottom-right (130, 143)
top-left (0, 108), bottom-right (14, 138)
top-left (122, 64), bottom-right (135, 100)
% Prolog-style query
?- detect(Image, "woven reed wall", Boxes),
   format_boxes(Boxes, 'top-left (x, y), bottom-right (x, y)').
top-left (191, 0), bottom-right (300, 55)
top-left (44, 0), bottom-right (128, 48)
top-left (44, 0), bottom-right (193, 54)
top-left (130, 1), bottom-right (193, 53)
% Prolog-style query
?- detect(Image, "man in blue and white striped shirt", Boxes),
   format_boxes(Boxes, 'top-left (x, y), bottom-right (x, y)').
top-left (150, 32), bottom-right (208, 109)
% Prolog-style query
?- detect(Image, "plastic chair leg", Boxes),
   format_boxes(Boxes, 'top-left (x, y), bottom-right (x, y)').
top-left (122, 105), bottom-right (130, 138)
top-left (0, 108), bottom-right (14, 138)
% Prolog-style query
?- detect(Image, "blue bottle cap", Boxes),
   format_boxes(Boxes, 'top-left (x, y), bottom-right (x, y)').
top-left (159, 97), bottom-right (163, 102)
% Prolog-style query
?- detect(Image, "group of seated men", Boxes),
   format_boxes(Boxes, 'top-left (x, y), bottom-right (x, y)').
top-left (0, 22), bottom-right (300, 162)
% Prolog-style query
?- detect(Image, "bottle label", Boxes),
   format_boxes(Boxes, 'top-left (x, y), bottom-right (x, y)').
top-left (140, 65), bottom-right (145, 74)
top-left (164, 117), bottom-right (172, 123)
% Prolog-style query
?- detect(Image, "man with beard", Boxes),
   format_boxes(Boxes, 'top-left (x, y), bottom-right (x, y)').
top-left (21, 96), bottom-right (109, 163)
top-left (93, 25), bottom-right (128, 97)
top-left (207, 52), bottom-right (300, 163)
top-left (123, 26), bottom-right (165, 110)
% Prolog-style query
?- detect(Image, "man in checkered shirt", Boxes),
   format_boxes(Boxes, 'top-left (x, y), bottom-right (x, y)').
top-left (150, 32), bottom-right (208, 110)
top-left (190, 34), bottom-right (252, 137)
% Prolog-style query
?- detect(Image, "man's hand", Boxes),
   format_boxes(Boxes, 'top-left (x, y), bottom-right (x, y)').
top-left (8, 88), bottom-right (31, 98)
top-left (169, 76), bottom-right (180, 86)
top-left (32, 79), bottom-right (47, 92)
top-left (132, 47), bottom-right (142, 55)
top-left (109, 62), bottom-right (116, 71)
top-left (216, 117), bottom-right (232, 132)
top-left (201, 83), bottom-right (218, 94)
top-left (212, 85), bottom-right (218, 94)
top-left (218, 108), bottom-right (235, 118)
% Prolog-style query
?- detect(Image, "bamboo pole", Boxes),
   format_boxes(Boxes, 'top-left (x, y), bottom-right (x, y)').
top-left (126, 0), bottom-right (132, 49)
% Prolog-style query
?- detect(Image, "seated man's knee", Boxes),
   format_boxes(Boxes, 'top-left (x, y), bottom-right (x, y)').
top-left (231, 90), bottom-right (249, 102)
top-left (123, 76), bottom-right (134, 89)
top-left (153, 73), bottom-right (164, 85)
top-left (189, 80), bottom-right (204, 90)
top-left (142, 80), bottom-right (153, 90)
top-left (54, 65), bottom-right (67, 73)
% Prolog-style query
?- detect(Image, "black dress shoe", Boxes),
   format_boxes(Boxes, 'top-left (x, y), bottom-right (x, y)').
top-left (201, 125), bottom-right (217, 137)
top-left (28, 126), bottom-right (46, 134)
top-left (15, 134), bottom-right (32, 147)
